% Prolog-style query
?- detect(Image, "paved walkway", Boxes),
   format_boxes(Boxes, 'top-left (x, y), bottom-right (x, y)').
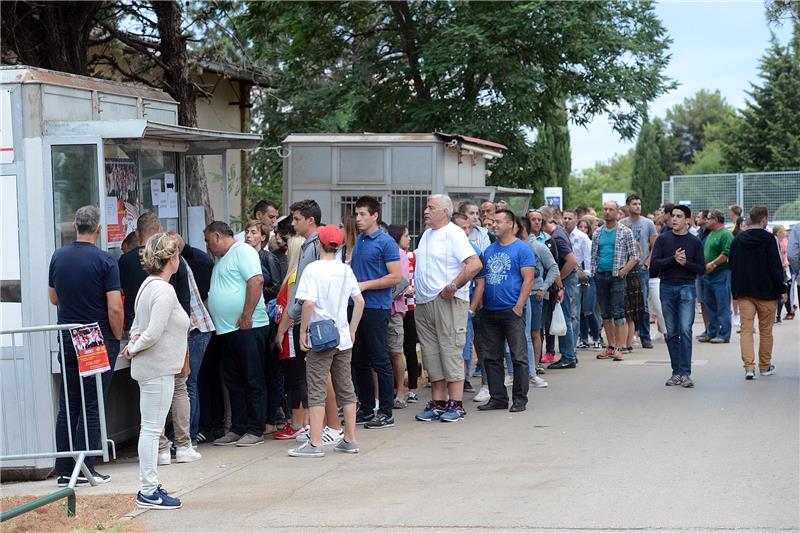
top-left (3, 318), bottom-right (799, 531)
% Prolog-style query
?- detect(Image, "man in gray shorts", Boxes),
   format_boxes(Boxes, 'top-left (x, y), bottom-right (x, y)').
top-left (413, 195), bottom-right (483, 423)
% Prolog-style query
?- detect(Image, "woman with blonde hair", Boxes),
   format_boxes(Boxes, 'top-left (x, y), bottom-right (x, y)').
top-left (122, 233), bottom-right (190, 510)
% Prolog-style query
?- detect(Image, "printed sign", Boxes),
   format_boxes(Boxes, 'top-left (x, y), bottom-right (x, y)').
top-left (69, 323), bottom-right (111, 377)
top-left (105, 158), bottom-right (140, 248)
top-left (543, 186), bottom-right (563, 209)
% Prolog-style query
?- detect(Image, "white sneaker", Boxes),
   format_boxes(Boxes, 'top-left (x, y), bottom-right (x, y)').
top-left (760, 365), bottom-right (776, 376)
top-left (473, 387), bottom-right (490, 402)
top-left (157, 450), bottom-right (171, 466)
top-left (504, 375), bottom-right (513, 387)
top-left (530, 375), bottom-right (549, 388)
top-left (175, 445), bottom-right (202, 463)
top-left (294, 425), bottom-right (312, 442)
top-left (322, 426), bottom-right (344, 446)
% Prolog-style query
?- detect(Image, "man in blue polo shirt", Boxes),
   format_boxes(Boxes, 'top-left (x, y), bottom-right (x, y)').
top-left (474, 209), bottom-right (536, 412)
top-left (351, 196), bottom-right (402, 429)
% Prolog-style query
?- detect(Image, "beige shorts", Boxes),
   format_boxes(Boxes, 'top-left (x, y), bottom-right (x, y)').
top-left (415, 297), bottom-right (469, 382)
top-left (388, 312), bottom-right (405, 353)
top-left (305, 348), bottom-right (357, 408)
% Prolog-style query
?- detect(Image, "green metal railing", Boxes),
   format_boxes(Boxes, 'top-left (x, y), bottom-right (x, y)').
top-left (0, 488), bottom-right (76, 522)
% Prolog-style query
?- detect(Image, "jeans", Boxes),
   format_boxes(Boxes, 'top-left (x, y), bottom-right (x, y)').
top-left (557, 272), bottom-right (579, 363)
top-left (595, 271), bottom-right (626, 325)
top-left (660, 283), bottom-right (696, 376)
top-left (524, 302), bottom-right (535, 377)
top-left (187, 330), bottom-right (212, 442)
top-left (580, 278), bottom-right (601, 341)
top-left (636, 268), bottom-right (652, 343)
top-left (219, 326), bottom-right (269, 436)
top-left (352, 308), bottom-right (394, 417)
top-left (702, 270), bottom-right (732, 341)
top-left (159, 375), bottom-right (190, 450)
top-left (55, 335), bottom-right (119, 476)
top-left (138, 375), bottom-right (174, 495)
top-left (476, 308), bottom-right (530, 406)
top-left (463, 313), bottom-right (474, 362)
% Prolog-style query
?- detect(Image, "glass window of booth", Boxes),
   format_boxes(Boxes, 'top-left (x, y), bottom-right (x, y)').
top-left (52, 145), bottom-right (99, 248)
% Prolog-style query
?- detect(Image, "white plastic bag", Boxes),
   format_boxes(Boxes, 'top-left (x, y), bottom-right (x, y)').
top-left (550, 302), bottom-right (567, 336)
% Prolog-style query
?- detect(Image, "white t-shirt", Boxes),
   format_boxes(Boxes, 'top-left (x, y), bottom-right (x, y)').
top-left (294, 259), bottom-right (361, 351)
top-left (414, 222), bottom-right (477, 305)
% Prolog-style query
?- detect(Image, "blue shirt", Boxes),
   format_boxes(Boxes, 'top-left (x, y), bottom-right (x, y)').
top-left (480, 239), bottom-right (536, 311)
top-left (597, 227), bottom-right (617, 273)
top-left (207, 242), bottom-right (269, 335)
top-left (352, 229), bottom-right (401, 310)
top-left (48, 242), bottom-right (121, 338)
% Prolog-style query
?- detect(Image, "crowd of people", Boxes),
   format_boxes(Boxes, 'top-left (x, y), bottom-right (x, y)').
top-left (48, 195), bottom-right (799, 510)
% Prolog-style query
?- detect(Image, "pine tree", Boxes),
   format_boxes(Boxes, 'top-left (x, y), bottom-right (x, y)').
top-left (534, 100), bottom-right (572, 205)
top-left (631, 118), bottom-right (667, 214)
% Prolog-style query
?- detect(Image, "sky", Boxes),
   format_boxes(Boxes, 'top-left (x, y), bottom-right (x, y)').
top-left (569, 1), bottom-right (795, 172)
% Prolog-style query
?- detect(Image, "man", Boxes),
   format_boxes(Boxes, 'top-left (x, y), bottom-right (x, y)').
top-left (694, 210), bottom-right (711, 338)
top-left (480, 201), bottom-right (496, 224)
top-left (234, 199), bottom-right (279, 242)
top-left (591, 201), bottom-right (639, 361)
top-left (789, 222), bottom-right (800, 276)
top-left (49, 206), bottom-right (124, 486)
top-left (563, 209), bottom-right (592, 349)
top-left (650, 205), bottom-right (705, 388)
top-left (473, 209), bottom-right (536, 412)
top-left (698, 209), bottom-right (734, 344)
top-left (414, 195), bottom-right (482, 423)
top-left (729, 205), bottom-right (787, 380)
top-left (540, 207), bottom-right (579, 369)
top-left (494, 199), bottom-right (508, 211)
top-left (351, 196), bottom-right (402, 429)
top-left (621, 195), bottom-right (658, 349)
top-left (205, 221), bottom-right (270, 447)
top-left (459, 200), bottom-right (491, 252)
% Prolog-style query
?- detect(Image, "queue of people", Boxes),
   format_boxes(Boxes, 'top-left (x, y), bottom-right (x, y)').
top-left (48, 195), bottom-right (796, 510)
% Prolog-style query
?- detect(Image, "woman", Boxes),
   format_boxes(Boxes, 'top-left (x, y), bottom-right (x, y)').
top-left (400, 228), bottom-right (421, 404)
top-left (387, 225), bottom-right (411, 408)
top-left (577, 217), bottom-right (603, 349)
top-left (774, 225), bottom-right (793, 322)
top-left (340, 214), bottom-right (358, 264)
top-left (523, 216), bottom-right (557, 386)
top-left (123, 233), bottom-right (190, 510)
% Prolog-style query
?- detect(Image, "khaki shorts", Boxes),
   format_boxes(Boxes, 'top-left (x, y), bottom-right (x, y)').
top-left (388, 312), bottom-right (405, 353)
top-left (415, 297), bottom-right (469, 382)
top-left (305, 348), bottom-right (357, 408)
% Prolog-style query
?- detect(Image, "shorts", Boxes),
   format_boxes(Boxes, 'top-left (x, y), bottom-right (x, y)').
top-left (595, 271), bottom-right (626, 325)
top-left (415, 297), bottom-right (469, 382)
top-left (388, 312), bottom-right (404, 353)
top-left (305, 347), bottom-right (357, 408)
top-left (529, 294), bottom-right (544, 330)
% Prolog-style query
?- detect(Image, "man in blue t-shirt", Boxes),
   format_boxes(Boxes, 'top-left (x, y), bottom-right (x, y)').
top-left (48, 206), bottom-right (124, 486)
top-left (473, 209), bottom-right (536, 412)
top-left (351, 196), bottom-right (402, 428)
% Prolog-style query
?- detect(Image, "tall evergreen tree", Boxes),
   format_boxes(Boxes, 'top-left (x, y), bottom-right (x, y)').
top-left (533, 100), bottom-right (572, 205)
top-left (631, 117), bottom-right (667, 213)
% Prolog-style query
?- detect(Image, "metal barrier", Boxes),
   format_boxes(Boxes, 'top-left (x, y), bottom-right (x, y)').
top-left (0, 324), bottom-right (114, 522)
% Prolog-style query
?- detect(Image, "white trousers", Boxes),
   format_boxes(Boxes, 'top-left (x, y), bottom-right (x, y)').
top-left (138, 375), bottom-right (174, 495)
top-left (648, 278), bottom-right (666, 334)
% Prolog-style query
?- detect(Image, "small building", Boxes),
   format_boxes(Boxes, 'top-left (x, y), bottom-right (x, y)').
top-left (282, 133), bottom-right (532, 242)
top-left (0, 66), bottom-right (259, 478)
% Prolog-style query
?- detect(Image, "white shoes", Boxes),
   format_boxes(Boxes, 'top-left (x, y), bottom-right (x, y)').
top-left (530, 375), bottom-right (549, 388)
top-left (473, 387), bottom-right (490, 402)
top-left (158, 450), bottom-right (171, 466)
top-left (175, 445), bottom-right (202, 463)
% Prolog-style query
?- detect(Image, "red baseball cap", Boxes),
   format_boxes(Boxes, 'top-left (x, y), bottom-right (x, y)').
top-left (317, 225), bottom-right (344, 249)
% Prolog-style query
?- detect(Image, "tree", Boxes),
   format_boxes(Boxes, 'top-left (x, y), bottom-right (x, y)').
top-left (664, 89), bottom-right (736, 168)
top-left (631, 118), bottom-right (667, 213)
top-left (568, 151), bottom-right (634, 210)
top-left (532, 100), bottom-right (571, 205)
top-left (238, 1), bottom-right (674, 198)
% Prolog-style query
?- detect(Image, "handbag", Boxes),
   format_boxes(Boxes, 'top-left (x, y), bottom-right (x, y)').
top-left (307, 264), bottom-right (349, 352)
top-left (550, 302), bottom-right (568, 336)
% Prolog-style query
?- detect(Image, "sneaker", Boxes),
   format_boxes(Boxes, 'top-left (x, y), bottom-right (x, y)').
top-left (665, 374), bottom-right (683, 386)
top-left (333, 438), bottom-right (359, 454)
top-left (576, 341), bottom-right (590, 350)
top-left (405, 391), bottom-right (419, 404)
top-left (760, 365), bottom-right (776, 376)
top-left (709, 337), bottom-right (728, 344)
top-left (504, 375), bottom-right (513, 387)
top-left (56, 472), bottom-right (109, 487)
top-left (642, 341), bottom-right (653, 349)
top-left (263, 424), bottom-right (277, 436)
top-left (613, 348), bottom-right (625, 361)
top-left (591, 340), bottom-right (603, 350)
top-left (536, 365), bottom-right (546, 375)
top-left (472, 368), bottom-right (482, 378)
top-left (393, 397), bottom-right (407, 409)
top-left (597, 346), bottom-right (613, 359)
top-left (158, 449), bottom-right (171, 466)
top-left (745, 370), bottom-right (755, 380)
top-left (273, 425), bottom-right (307, 440)
top-left (681, 375), bottom-right (694, 388)
top-left (696, 335), bottom-right (711, 342)
top-left (88, 470), bottom-right (111, 484)
top-left (136, 486), bottom-right (182, 510)
top-left (472, 387), bottom-right (490, 402)
top-left (322, 426), bottom-right (344, 446)
top-left (541, 351), bottom-right (556, 364)
top-left (364, 413), bottom-right (395, 429)
top-left (236, 433), bottom-right (265, 447)
top-left (213, 431), bottom-right (241, 446)
top-left (530, 375), bottom-right (549, 388)
top-left (196, 432), bottom-right (208, 444)
top-left (463, 380), bottom-right (474, 392)
top-left (175, 445), bottom-right (202, 463)
top-left (288, 441), bottom-right (324, 458)
top-left (440, 401), bottom-right (466, 422)
top-left (415, 401), bottom-right (445, 421)
top-left (355, 410), bottom-right (375, 424)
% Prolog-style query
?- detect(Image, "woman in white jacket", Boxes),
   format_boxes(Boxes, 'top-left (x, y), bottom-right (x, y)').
top-left (122, 233), bottom-right (190, 510)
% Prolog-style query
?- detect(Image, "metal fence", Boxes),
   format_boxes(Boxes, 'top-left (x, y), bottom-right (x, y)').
top-left (1, 324), bottom-right (113, 521)
top-left (662, 171), bottom-right (800, 220)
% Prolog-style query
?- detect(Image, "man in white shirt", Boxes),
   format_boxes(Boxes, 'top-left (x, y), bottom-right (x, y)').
top-left (413, 195), bottom-right (483, 423)
top-left (563, 210), bottom-right (591, 348)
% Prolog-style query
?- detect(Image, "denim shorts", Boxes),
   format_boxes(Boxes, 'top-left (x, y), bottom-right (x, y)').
top-left (595, 271), bottom-right (627, 325)
top-left (528, 295), bottom-right (544, 330)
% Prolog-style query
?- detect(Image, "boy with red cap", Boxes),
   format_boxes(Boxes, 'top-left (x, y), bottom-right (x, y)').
top-left (289, 225), bottom-right (365, 457)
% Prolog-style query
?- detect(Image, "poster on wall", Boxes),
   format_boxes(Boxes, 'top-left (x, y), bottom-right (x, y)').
top-left (105, 158), bottom-right (139, 248)
top-left (543, 186), bottom-right (563, 209)
top-left (69, 323), bottom-right (111, 377)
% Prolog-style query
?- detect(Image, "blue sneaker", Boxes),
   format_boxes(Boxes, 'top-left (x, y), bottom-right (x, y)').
top-left (136, 486), bottom-right (182, 510)
top-left (415, 401), bottom-right (445, 421)
top-left (440, 401), bottom-right (466, 422)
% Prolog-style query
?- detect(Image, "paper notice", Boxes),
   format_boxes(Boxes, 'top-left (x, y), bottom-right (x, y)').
top-left (188, 206), bottom-right (206, 250)
top-left (150, 179), bottom-right (162, 206)
top-left (105, 196), bottom-right (119, 223)
top-left (70, 323), bottom-right (111, 377)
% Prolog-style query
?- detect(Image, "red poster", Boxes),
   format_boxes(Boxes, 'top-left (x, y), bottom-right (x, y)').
top-left (69, 323), bottom-right (111, 377)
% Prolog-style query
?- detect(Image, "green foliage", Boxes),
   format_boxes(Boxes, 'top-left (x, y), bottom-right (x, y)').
top-left (530, 100), bottom-right (571, 205)
top-left (664, 89), bottom-right (736, 168)
top-left (631, 118), bottom-right (667, 213)
top-left (568, 151), bottom-right (634, 210)
top-left (774, 196), bottom-right (800, 219)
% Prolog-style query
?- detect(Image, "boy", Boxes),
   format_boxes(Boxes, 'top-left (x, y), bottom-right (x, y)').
top-left (289, 225), bottom-right (365, 457)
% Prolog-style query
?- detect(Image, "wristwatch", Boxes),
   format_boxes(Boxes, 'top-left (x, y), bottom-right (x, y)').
top-left (447, 282), bottom-right (458, 291)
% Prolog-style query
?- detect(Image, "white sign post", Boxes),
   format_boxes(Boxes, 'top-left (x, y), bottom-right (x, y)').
top-left (543, 186), bottom-right (563, 210)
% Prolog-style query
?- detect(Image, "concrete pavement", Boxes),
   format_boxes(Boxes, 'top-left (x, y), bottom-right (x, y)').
top-left (3, 318), bottom-right (798, 531)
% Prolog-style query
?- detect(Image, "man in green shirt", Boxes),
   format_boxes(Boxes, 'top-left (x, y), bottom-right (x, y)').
top-left (699, 209), bottom-right (734, 343)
